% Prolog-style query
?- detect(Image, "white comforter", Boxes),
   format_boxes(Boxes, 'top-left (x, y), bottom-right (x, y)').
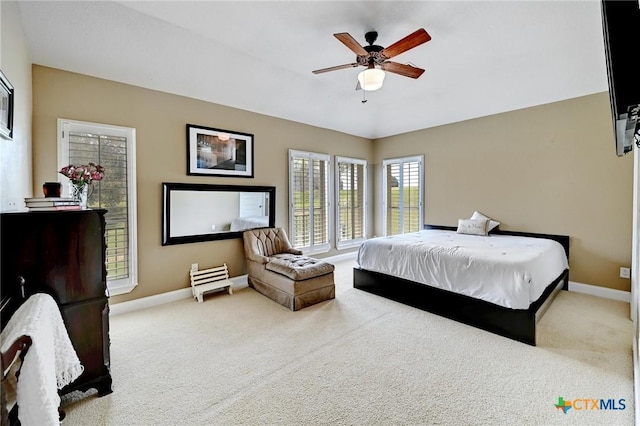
top-left (356, 230), bottom-right (569, 309)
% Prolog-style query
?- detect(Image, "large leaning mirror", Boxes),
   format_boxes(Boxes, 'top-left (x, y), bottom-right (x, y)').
top-left (162, 182), bottom-right (276, 245)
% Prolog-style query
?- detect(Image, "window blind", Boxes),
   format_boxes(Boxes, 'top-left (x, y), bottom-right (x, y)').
top-left (383, 156), bottom-right (423, 236)
top-left (289, 150), bottom-right (330, 252)
top-left (336, 157), bottom-right (366, 247)
top-left (69, 132), bottom-right (130, 281)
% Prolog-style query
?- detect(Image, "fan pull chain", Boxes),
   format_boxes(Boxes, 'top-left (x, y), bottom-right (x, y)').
top-left (362, 89), bottom-right (367, 103)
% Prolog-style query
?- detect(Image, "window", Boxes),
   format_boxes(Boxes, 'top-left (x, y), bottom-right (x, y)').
top-left (288, 150), bottom-right (331, 253)
top-left (382, 155), bottom-right (424, 236)
top-left (335, 156), bottom-right (367, 249)
top-left (58, 119), bottom-right (138, 296)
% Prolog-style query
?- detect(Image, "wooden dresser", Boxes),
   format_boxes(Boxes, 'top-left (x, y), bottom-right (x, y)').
top-left (0, 209), bottom-right (112, 397)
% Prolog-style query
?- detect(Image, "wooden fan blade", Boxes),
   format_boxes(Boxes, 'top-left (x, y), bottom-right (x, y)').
top-left (312, 63), bottom-right (359, 74)
top-left (382, 61), bottom-right (425, 79)
top-left (334, 33), bottom-right (368, 56)
top-left (382, 28), bottom-right (431, 59)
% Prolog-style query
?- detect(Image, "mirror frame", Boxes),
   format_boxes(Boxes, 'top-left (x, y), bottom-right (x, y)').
top-left (162, 182), bottom-right (276, 246)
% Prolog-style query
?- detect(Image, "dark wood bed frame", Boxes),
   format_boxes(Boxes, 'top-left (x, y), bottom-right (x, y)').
top-left (353, 225), bottom-right (570, 346)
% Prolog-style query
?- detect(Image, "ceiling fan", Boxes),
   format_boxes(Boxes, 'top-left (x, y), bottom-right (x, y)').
top-left (312, 28), bottom-right (432, 91)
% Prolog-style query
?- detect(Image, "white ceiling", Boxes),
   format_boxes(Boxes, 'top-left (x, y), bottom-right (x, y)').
top-left (17, 1), bottom-right (609, 139)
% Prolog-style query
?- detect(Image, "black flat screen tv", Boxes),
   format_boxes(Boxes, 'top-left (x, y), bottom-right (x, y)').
top-left (601, 0), bottom-right (640, 156)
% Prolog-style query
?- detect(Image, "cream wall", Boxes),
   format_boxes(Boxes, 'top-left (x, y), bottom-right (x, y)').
top-left (32, 65), bottom-right (373, 303)
top-left (373, 93), bottom-right (633, 291)
top-left (31, 66), bottom-right (633, 300)
top-left (0, 1), bottom-right (32, 210)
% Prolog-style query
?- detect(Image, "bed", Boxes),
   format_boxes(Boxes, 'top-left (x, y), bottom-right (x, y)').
top-left (353, 225), bottom-right (570, 345)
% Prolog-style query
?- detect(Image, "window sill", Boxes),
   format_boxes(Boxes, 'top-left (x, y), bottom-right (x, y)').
top-left (336, 240), bottom-right (365, 250)
top-left (107, 281), bottom-right (138, 297)
top-left (301, 245), bottom-right (331, 256)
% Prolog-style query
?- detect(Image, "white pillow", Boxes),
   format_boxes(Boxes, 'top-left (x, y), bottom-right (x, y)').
top-left (470, 211), bottom-right (500, 232)
top-left (456, 219), bottom-right (489, 236)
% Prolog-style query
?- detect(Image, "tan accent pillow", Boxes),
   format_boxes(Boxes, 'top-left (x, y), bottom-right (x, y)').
top-left (457, 219), bottom-right (489, 236)
top-left (470, 211), bottom-right (500, 232)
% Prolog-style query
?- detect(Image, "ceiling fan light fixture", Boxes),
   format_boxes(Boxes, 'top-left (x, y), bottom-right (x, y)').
top-left (357, 68), bottom-right (385, 91)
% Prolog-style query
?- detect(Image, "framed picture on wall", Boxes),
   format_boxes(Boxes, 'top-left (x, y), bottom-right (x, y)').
top-left (0, 70), bottom-right (14, 140)
top-left (186, 124), bottom-right (254, 178)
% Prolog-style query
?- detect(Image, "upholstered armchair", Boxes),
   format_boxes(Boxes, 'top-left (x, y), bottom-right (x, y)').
top-left (243, 228), bottom-right (335, 311)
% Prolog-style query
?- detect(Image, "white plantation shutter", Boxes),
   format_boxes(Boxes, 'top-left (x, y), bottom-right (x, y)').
top-left (382, 156), bottom-right (423, 236)
top-left (68, 132), bottom-right (129, 281)
top-left (59, 119), bottom-right (138, 295)
top-left (289, 150), bottom-right (331, 253)
top-left (336, 156), bottom-right (366, 248)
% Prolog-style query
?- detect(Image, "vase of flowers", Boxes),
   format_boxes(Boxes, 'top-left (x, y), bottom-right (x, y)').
top-left (59, 163), bottom-right (105, 209)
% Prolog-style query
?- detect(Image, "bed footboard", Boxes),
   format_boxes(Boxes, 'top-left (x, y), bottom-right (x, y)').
top-left (354, 267), bottom-right (569, 346)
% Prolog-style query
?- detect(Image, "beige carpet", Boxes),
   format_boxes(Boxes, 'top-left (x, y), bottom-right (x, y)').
top-left (61, 259), bottom-right (634, 425)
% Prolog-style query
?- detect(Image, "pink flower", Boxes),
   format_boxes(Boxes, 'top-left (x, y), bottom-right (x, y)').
top-left (59, 163), bottom-right (105, 185)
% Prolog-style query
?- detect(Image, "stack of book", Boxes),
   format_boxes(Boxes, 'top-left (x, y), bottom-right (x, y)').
top-left (24, 197), bottom-right (81, 211)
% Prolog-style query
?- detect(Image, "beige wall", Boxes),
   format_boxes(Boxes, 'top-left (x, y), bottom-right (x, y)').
top-left (32, 65), bottom-right (372, 303)
top-left (0, 1), bottom-right (32, 210)
top-left (31, 65), bottom-right (633, 300)
top-left (373, 93), bottom-right (633, 291)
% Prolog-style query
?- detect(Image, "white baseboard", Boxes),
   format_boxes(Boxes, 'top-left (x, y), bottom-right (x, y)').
top-left (111, 272), bottom-right (627, 317)
top-left (110, 252), bottom-right (357, 317)
top-left (109, 275), bottom-right (248, 317)
top-left (568, 281), bottom-right (631, 303)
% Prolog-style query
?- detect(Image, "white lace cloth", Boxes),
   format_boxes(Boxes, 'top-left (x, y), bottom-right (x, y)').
top-left (0, 293), bottom-right (84, 426)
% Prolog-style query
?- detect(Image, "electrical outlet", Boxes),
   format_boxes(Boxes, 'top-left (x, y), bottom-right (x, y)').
top-left (191, 263), bottom-right (198, 272)
top-left (620, 267), bottom-right (630, 279)
top-left (211, 224), bottom-right (216, 231)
